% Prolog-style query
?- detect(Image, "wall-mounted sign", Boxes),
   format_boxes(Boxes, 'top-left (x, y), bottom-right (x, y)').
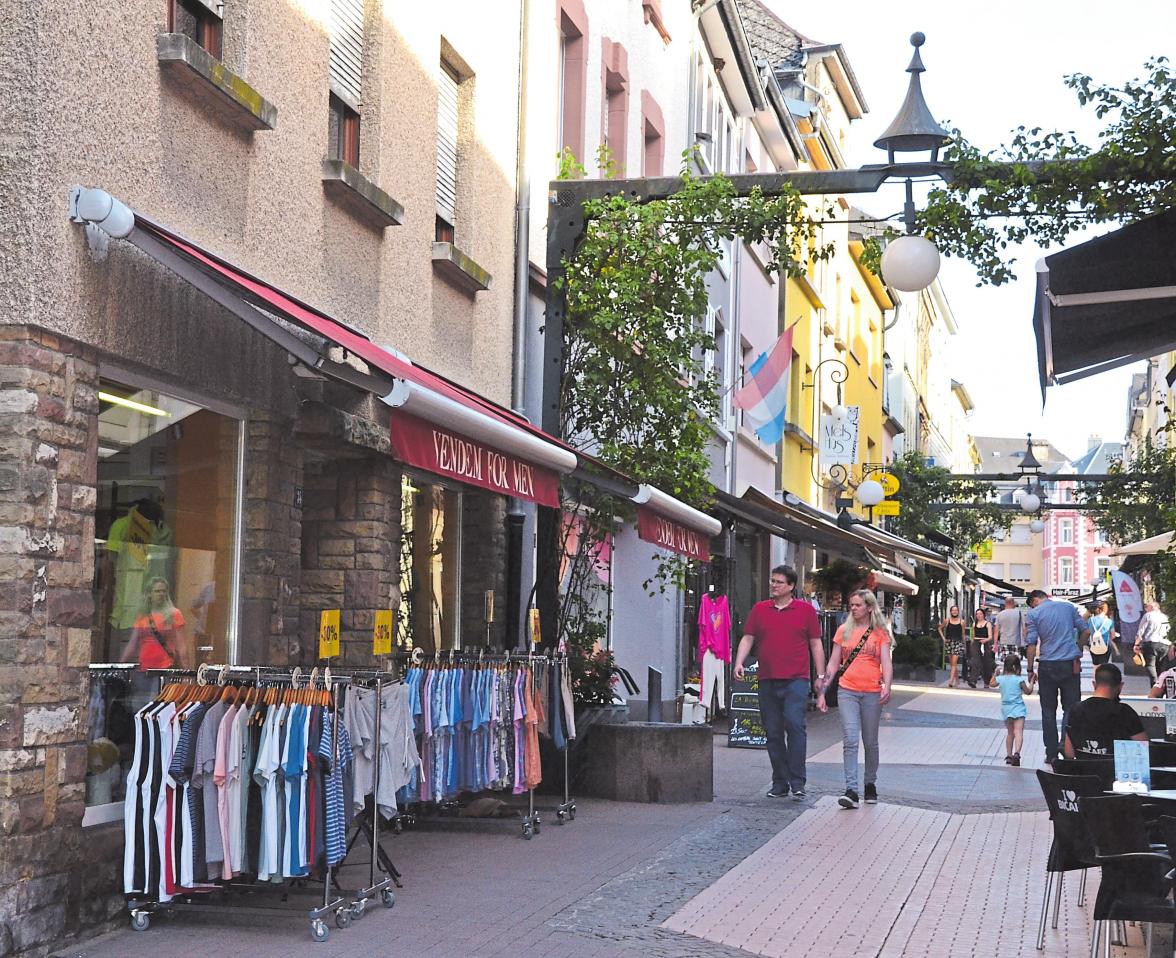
top-left (318, 609), bottom-right (340, 659)
top-left (975, 540), bottom-right (994, 561)
top-left (636, 506), bottom-right (710, 562)
top-left (820, 406), bottom-right (860, 467)
top-left (874, 500), bottom-right (901, 516)
top-left (877, 473), bottom-right (900, 497)
top-left (373, 609), bottom-right (393, 655)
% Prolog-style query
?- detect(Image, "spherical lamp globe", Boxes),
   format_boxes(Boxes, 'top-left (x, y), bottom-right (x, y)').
top-left (857, 479), bottom-right (885, 507)
top-left (881, 235), bottom-right (941, 292)
top-left (830, 403), bottom-right (848, 423)
top-left (1030, 519), bottom-right (1045, 534)
top-left (1020, 493), bottom-right (1041, 514)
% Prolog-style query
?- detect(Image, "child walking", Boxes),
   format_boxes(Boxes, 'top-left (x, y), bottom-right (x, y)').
top-left (997, 654), bottom-right (1035, 766)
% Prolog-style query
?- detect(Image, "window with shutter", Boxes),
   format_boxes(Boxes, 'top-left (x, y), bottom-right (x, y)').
top-left (329, 0), bottom-right (364, 109)
top-left (436, 61), bottom-right (460, 231)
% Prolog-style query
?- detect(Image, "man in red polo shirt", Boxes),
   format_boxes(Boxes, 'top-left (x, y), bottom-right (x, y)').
top-left (734, 565), bottom-right (825, 800)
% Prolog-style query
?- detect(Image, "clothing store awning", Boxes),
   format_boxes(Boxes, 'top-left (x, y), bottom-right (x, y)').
top-left (843, 520), bottom-right (951, 571)
top-left (738, 487), bottom-right (872, 561)
top-left (1112, 530), bottom-right (1174, 557)
top-left (872, 569), bottom-right (918, 596)
top-left (631, 485), bottom-right (721, 562)
top-left (96, 200), bottom-right (577, 507)
top-left (972, 569), bottom-right (1026, 597)
top-left (1033, 208), bottom-right (1176, 396)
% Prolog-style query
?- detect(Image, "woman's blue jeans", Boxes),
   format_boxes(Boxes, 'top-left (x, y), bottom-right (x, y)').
top-left (838, 689), bottom-right (881, 793)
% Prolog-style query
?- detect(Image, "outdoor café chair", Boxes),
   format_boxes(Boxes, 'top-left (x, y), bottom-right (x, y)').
top-left (1035, 770), bottom-right (1103, 950)
top-left (1151, 739), bottom-right (1176, 768)
top-left (1054, 757), bottom-right (1115, 791)
top-left (1078, 794), bottom-right (1176, 958)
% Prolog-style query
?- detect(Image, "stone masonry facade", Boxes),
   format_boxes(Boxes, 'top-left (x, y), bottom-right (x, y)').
top-left (0, 326), bottom-right (124, 957)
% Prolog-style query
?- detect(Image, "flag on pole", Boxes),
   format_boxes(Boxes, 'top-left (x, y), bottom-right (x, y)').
top-left (732, 324), bottom-right (795, 445)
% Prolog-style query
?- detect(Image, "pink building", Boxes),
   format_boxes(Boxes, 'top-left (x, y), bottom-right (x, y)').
top-left (1042, 438), bottom-right (1121, 597)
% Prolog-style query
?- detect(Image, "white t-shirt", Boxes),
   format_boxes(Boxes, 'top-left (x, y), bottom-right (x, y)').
top-left (1155, 667), bottom-right (1176, 699)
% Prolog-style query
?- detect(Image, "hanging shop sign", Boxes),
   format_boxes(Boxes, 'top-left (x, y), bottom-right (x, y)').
top-left (873, 500), bottom-right (901, 517)
top-left (877, 472), bottom-right (900, 497)
top-left (390, 411), bottom-right (561, 507)
top-left (636, 506), bottom-right (710, 562)
top-left (975, 540), bottom-right (994, 561)
top-left (820, 406), bottom-right (860, 467)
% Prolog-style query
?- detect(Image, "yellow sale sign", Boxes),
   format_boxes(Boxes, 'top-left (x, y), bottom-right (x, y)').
top-left (373, 610), bottom-right (393, 655)
top-left (318, 609), bottom-right (340, 659)
top-left (873, 500), bottom-right (901, 516)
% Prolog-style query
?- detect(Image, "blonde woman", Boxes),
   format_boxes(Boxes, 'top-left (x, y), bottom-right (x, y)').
top-left (817, 590), bottom-right (893, 808)
top-left (119, 577), bottom-right (186, 671)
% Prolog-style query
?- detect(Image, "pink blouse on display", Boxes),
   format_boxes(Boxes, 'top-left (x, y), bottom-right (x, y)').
top-left (698, 593), bottom-right (732, 663)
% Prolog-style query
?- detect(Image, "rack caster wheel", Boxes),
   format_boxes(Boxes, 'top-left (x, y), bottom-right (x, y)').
top-left (130, 911), bottom-right (150, 932)
top-left (380, 888), bottom-right (396, 909)
top-left (569, 804), bottom-right (576, 821)
top-left (556, 809), bottom-right (566, 823)
top-left (350, 900), bottom-right (366, 920)
top-left (522, 822), bottom-right (534, 840)
top-left (310, 920), bottom-right (329, 942)
top-left (533, 817), bottom-right (541, 835)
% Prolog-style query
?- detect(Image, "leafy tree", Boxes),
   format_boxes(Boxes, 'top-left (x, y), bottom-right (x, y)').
top-left (861, 58), bottom-right (1175, 285)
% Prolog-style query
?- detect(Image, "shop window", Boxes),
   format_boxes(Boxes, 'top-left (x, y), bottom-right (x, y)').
top-left (398, 473), bottom-right (462, 652)
top-left (87, 378), bottom-right (241, 815)
top-left (169, 0), bottom-right (223, 59)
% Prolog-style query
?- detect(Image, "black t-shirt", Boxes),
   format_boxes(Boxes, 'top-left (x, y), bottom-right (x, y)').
top-left (1066, 696), bottom-right (1144, 756)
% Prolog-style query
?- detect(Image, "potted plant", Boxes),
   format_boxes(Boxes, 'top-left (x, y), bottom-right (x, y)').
top-left (812, 559), bottom-right (869, 610)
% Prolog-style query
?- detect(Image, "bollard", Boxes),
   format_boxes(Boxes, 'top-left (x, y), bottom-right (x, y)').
top-left (648, 667), bottom-right (663, 723)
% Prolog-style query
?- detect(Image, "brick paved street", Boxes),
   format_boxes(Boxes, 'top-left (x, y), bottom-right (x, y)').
top-left (55, 682), bottom-right (1148, 958)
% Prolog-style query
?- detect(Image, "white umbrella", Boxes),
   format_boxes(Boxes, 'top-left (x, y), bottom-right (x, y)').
top-left (1111, 530), bottom-right (1174, 556)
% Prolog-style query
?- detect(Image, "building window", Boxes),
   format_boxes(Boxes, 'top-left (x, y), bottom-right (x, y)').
top-left (1060, 556), bottom-right (1074, 585)
top-left (601, 38), bottom-right (629, 174)
top-left (641, 90), bottom-right (665, 177)
top-left (557, 0), bottom-right (588, 163)
top-left (1010, 523), bottom-right (1032, 545)
top-left (1009, 563), bottom-right (1032, 582)
top-left (88, 377), bottom-right (242, 811)
top-left (980, 562), bottom-right (1004, 578)
top-left (328, 94), bottom-right (361, 167)
top-left (690, 52), bottom-right (738, 174)
top-left (169, 0), bottom-right (223, 59)
top-left (1060, 517), bottom-right (1073, 544)
top-left (436, 58), bottom-right (462, 241)
top-left (398, 474), bottom-right (462, 652)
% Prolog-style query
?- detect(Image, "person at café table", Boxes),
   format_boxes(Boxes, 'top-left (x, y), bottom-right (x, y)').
top-left (1062, 663), bottom-right (1147, 758)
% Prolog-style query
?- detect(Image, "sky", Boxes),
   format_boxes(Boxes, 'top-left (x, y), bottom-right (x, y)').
top-left (766, 0), bottom-right (1176, 462)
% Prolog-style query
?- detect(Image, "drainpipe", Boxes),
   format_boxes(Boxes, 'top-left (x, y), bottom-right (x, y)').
top-left (511, 0), bottom-right (531, 415)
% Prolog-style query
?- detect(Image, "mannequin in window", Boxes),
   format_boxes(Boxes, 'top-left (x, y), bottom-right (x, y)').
top-left (120, 577), bottom-right (187, 671)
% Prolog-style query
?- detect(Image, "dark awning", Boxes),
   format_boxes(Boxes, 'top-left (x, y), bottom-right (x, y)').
top-left (1033, 208), bottom-right (1176, 398)
top-left (972, 569), bottom-right (1026, 596)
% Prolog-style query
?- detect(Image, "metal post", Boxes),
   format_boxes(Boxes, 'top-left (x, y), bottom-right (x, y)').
top-left (370, 676), bottom-right (382, 892)
top-left (648, 667), bottom-right (663, 722)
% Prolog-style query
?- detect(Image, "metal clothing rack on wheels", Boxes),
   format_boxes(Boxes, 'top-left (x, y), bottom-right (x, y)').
top-left (119, 664), bottom-right (396, 943)
top-left (390, 649), bottom-right (576, 839)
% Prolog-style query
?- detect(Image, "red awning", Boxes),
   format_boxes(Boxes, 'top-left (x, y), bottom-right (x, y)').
top-left (133, 216), bottom-right (576, 506)
top-left (631, 485), bottom-right (722, 562)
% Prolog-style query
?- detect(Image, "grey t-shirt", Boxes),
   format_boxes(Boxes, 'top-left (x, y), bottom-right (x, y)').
top-left (192, 699), bottom-right (228, 871)
top-left (995, 608), bottom-right (1025, 647)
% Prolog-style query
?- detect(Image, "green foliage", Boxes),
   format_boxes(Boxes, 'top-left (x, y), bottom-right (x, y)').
top-left (812, 559), bottom-right (868, 608)
top-left (891, 633), bottom-right (941, 669)
top-left (886, 451), bottom-right (1010, 561)
top-left (557, 150), bottom-right (829, 507)
top-left (877, 57), bottom-right (1176, 285)
top-left (564, 611), bottom-right (617, 707)
top-left (1077, 437), bottom-right (1176, 616)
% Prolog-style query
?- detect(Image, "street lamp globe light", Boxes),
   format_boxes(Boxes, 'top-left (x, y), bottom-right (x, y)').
top-left (881, 235), bottom-right (941, 292)
top-left (857, 479), bottom-right (885, 507)
top-left (1021, 493), bottom-right (1041, 514)
top-left (1030, 518), bottom-right (1045, 534)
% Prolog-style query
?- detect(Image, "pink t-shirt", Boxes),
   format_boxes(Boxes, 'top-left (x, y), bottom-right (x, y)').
top-left (698, 594), bottom-right (732, 663)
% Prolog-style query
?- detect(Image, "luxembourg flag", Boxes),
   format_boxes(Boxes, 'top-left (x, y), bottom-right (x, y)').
top-left (732, 324), bottom-right (795, 445)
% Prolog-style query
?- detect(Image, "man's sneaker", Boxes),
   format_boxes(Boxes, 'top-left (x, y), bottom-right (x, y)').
top-left (838, 789), bottom-right (860, 809)
top-left (766, 787), bottom-right (789, 798)
top-left (864, 784), bottom-right (878, 804)
top-left (791, 788), bottom-right (805, 801)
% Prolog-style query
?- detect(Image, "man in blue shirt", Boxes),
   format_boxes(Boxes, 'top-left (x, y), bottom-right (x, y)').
top-left (1025, 589), bottom-right (1091, 766)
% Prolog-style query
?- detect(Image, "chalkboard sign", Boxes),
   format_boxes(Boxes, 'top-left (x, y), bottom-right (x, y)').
top-left (728, 661), bottom-right (766, 749)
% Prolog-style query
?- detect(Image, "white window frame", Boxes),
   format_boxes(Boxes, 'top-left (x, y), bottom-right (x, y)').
top-left (1060, 517), bottom-right (1074, 545)
top-left (1059, 556), bottom-right (1074, 585)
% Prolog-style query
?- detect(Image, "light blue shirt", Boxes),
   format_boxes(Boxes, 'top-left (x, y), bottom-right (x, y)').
top-left (1026, 599), bottom-right (1088, 661)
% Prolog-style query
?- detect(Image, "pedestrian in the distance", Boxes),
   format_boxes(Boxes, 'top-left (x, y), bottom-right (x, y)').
top-left (996, 654), bottom-right (1035, 766)
top-left (1086, 601), bottom-right (1118, 669)
top-left (818, 589), bottom-right (893, 809)
top-left (938, 606), bottom-right (966, 688)
top-left (970, 608), bottom-right (997, 689)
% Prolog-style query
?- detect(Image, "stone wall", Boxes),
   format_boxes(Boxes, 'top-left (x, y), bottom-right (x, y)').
top-left (300, 456), bottom-right (401, 667)
top-left (0, 327), bottom-right (122, 957)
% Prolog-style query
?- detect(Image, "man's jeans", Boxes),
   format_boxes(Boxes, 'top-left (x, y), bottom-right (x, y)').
top-left (759, 678), bottom-right (809, 792)
top-left (1037, 658), bottom-right (1081, 763)
top-left (838, 689), bottom-right (881, 793)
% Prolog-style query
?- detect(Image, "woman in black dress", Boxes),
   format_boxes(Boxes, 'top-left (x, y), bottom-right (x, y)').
top-left (970, 608), bottom-right (997, 689)
top-left (938, 606), bottom-right (966, 688)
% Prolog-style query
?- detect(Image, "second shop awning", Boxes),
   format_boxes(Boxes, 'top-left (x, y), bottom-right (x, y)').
top-left (632, 485), bottom-right (722, 562)
top-left (1112, 530), bottom-right (1174, 557)
top-left (872, 569), bottom-right (918, 596)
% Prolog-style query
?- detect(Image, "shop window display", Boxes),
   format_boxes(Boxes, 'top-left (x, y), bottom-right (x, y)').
top-left (86, 379), bottom-right (241, 812)
top-left (397, 474), bottom-right (462, 652)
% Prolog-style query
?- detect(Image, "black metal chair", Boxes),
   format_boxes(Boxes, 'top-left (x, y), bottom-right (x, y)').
top-left (1151, 738), bottom-right (1176, 768)
top-left (1034, 770), bottom-right (1103, 950)
top-left (1054, 757), bottom-right (1115, 792)
top-left (1078, 794), bottom-right (1175, 958)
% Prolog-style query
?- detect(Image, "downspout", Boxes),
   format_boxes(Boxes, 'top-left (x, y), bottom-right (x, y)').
top-left (511, 0), bottom-right (531, 414)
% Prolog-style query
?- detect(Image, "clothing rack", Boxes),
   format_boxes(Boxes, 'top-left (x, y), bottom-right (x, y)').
top-left (387, 648), bottom-right (576, 838)
top-left (122, 664), bottom-right (396, 943)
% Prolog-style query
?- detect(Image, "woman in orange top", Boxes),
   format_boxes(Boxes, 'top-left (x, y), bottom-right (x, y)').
top-left (119, 577), bottom-right (186, 671)
top-left (816, 589), bottom-right (893, 809)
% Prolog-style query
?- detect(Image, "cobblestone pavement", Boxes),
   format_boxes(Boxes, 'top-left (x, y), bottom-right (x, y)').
top-left (57, 681), bottom-right (1129, 958)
